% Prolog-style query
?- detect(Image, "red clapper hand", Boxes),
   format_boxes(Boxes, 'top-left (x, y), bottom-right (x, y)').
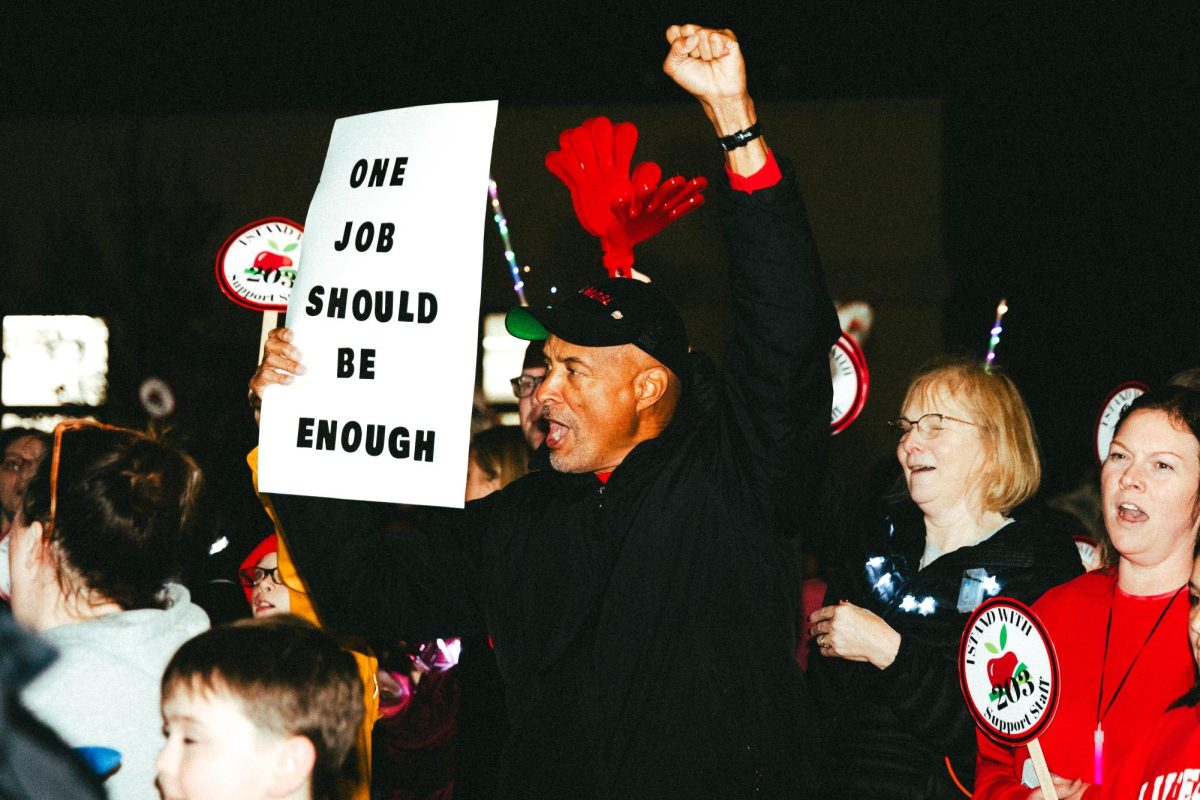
top-left (546, 117), bottom-right (707, 278)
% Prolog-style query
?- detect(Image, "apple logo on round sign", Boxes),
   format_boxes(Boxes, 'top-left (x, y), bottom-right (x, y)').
top-left (984, 627), bottom-right (1021, 698)
top-left (215, 217), bottom-right (304, 313)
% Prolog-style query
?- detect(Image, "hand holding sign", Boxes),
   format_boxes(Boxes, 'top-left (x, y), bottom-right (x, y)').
top-left (960, 598), bottom-right (1064, 799)
top-left (250, 328), bottom-right (305, 389)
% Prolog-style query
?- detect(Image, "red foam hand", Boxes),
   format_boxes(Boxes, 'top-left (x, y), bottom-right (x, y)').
top-left (605, 174), bottom-right (707, 276)
top-left (545, 117), bottom-right (638, 238)
top-left (546, 117), bottom-right (707, 278)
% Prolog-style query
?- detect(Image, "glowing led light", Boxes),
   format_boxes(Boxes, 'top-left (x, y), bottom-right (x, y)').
top-left (439, 637), bottom-right (463, 667)
top-left (899, 593), bottom-right (937, 615)
top-left (488, 177), bottom-right (528, 306)
top-left (208, 536), bottom-right (230, 555)
top-left (866, 556), bottom-right (885, 569)
top-left (984, 298), bottom-right (1009, 373)
top-left (980, 574), bottom-right (1001, 596)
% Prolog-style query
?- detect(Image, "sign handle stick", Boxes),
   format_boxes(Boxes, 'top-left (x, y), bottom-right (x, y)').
top-left (1027, 738), bottom-right (1057, 799)
top-left (259, 311), bottom-right (280, 363)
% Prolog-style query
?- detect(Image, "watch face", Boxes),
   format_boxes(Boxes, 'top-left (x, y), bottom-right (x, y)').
top-left (830, 331), bottom-right (869, 435)
top-left (215, 217), bottom-right (304, 312)
top-left (1094, 381), bottom-right (1149, 463)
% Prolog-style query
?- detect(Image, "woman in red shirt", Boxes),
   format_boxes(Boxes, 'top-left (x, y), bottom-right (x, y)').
top-left (1104, 543), bottom-right (1200, 800)
top-left (974, 386), bottom-right (1200, 800)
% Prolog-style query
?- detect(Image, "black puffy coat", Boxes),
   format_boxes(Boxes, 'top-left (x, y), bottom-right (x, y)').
top-left (806, 501), bottom-right (1084, 799)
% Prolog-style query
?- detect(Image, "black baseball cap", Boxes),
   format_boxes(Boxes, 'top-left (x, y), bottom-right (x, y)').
top-left (506, 278), bottom-right (691, 382)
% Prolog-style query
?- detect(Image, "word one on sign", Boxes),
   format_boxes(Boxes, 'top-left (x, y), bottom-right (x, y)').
top-left (257, 100), bottom-right (498, 509)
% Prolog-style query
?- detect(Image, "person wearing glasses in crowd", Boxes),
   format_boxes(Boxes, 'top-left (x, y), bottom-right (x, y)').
top-left (0, 428), bottom-right (50, 604)
top-left (7, 421), bottom-right (209, 800)
top-left (250, 23), bottom-right (841, 797)
top-left (806, 358), bottom-right (1082, 798)
top-left (238, 535), bottom-right (294, 618)
top-left (974, 385), bottom-right (1200, 800)
top-left (510, 340), bottom-right (547, 450)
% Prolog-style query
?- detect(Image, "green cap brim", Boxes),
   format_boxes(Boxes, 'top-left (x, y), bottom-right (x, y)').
top-left (505, 306), bottom-right (549, 341)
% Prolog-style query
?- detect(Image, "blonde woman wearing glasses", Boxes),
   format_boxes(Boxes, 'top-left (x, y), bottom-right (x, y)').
top-left (7, 422), bottom-right (209, 800)
top-left (806, 359), bottom-right (1082, 798)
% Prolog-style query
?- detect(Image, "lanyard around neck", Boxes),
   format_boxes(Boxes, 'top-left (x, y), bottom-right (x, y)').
top-left (1095, 580), bottom-right (1184, 726)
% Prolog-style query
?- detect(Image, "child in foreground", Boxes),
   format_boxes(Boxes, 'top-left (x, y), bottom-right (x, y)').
top-left (156, 615), bottom-right (364, 800)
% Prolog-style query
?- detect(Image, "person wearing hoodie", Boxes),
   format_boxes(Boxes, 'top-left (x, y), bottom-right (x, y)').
top-left (0, 606), bottom-right (107, 800)
top-left (238, 534), bottom-right (295, 618)
top-left (6, 421), bottom-right (210, 800)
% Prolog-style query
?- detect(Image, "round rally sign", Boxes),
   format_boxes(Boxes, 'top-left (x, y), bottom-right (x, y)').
top-left (1094, 381), bottom-right (1148, 463)
top-left (1073, 534), bottom-right (1103, 572)
top-left (830, 331), bottom-right (869, 435)
top-left (959, 597), bottom-right (1060, 746)
top-left (215, 217), bottom-right (304, 312)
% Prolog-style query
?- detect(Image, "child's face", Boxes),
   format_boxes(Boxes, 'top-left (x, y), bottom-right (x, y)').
top-left (157, 687), bottom-right (289, 800)
top-left (251, 552), bottom-right (291, 618)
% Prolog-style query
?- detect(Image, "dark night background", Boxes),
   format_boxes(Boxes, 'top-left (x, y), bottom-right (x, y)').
top-left (2, 3), bottom-right (1198, 591)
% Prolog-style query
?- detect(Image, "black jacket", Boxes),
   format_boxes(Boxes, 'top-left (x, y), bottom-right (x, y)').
top-left (270, 157), bottom-right (840, 799)
top-left (805, 501), bottom-right (1084, 799)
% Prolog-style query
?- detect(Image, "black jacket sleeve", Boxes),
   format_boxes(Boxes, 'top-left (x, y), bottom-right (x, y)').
top-left (714, 157), bottom-right (841, 528)
top-left (267, 491), bottom-right (495, 644)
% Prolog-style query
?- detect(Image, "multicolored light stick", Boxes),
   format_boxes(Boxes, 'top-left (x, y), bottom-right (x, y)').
top-left (488, 177), bottom-right (527, 307)
top-left (984, 298), bottom-right (1009, 373)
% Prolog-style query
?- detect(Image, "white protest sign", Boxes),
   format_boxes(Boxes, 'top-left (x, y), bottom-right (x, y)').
top-left (257, 100), bottom-right (498, 508)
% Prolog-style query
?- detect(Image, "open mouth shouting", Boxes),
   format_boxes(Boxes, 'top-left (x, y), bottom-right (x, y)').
top-left (1115, 501), bottom-right (1148, 524)
top-left (545, 418), bottom-right (571, 449)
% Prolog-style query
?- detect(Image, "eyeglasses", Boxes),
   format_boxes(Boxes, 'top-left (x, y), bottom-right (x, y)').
top-left (510, 374), bottom-right (545, 399)
top-left (889, 413), bottom-right (978, 440)
top-left (47, 419), bottom-right (126, 536)
top-left (238, 566), bottom-right (286, 589)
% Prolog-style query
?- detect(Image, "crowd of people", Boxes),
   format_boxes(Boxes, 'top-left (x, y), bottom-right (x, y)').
top-left (0, 22), bottom-right (1198, 800)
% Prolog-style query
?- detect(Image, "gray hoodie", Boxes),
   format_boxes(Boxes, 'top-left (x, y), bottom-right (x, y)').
top-left (21, 583), bottom-right (210, 800)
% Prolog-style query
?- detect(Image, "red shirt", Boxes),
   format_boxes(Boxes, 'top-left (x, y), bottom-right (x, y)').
top-left (974, 571), bottom-right (1194, 799)
top-left (1105, 702), bottom-right (1200, 800)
